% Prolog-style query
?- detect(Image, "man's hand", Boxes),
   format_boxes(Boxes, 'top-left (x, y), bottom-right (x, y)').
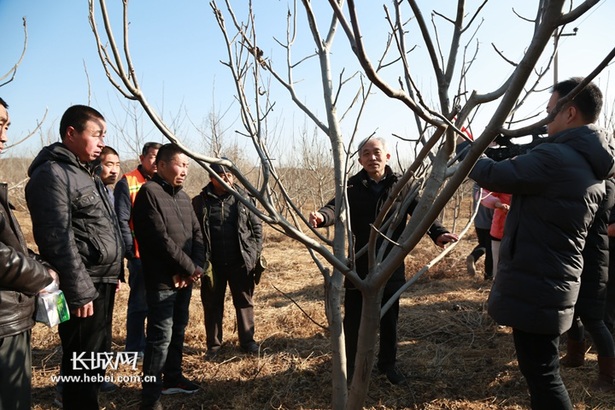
top-left (189, 266), bottom-right (203, 284)
top-left (72, 301), bottom-right (94, 318)
top-left (309, 211), bottom-right (324, 228)
top-left (172, 274), bottom-right (190, 288)
top-left (435, 232), bottom-right (459, 248)
top-left (48, 268), bottom-right (60, 285)
top-left (39, 268), bottom-right (60, 294)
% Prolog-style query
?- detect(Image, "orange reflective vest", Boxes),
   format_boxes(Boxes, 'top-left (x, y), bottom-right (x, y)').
top-left (124, 168), bottom-right (147, 259)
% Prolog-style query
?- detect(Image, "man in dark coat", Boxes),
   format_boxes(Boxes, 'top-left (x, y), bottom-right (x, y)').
top-left (26, 105), bottom-right (124, 410)
top-left (192, 162), bottom-right (263, 358)
top-left (469, 78), bottom-right (615, 409)
top-left (133, 143), bottom-right (205, 410)
top-left (310, 136), bottom-right (458, 384)
top-left (0, 98), bottom-right (55, 410)
top-left (115, 142), bottom-right (161, 357)
top-left (560, 178), bottom-right (615, 391)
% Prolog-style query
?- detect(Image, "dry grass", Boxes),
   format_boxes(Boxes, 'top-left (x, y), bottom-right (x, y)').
top-left (19, 209), bottom-right (615, 410)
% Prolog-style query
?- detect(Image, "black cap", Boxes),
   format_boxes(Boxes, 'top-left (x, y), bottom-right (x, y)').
top-left (210, 162), bottom-right (229, 174)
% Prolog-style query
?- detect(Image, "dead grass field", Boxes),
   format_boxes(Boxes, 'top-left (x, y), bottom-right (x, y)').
top-left (17, 208), bottom-right (615, 410)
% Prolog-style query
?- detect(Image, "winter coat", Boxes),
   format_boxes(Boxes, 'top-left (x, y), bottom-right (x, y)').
top-left (574, 178), bottom-right (615, 319)
top-left (0, 183), bottom-right (53, 338)
top-left (192, 184), bottom-right (262, 273)
top-left (470, 125), bottom-right (615, 335)
top-left (317, 166), bottom-right (449, 291)
top-left (481, 191), bottom-right (512, 240)
top-left (133, 173), bottom-right (205, 291)
top-left (26, 142), bottom-right (124, 310)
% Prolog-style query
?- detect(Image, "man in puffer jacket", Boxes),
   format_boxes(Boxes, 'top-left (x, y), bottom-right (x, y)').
top-left (310, 136), bottom-right (458, 385)
top-left (26, 105), bottom-right (124, 410)
top-left (0, 97), bottom-right (55, 410)
top-left (469, 78), bottom-right (615, 409)
top-left (192, 162), bottom-right (263, 358)
top-left (133, 143), bottom-right (205, 410)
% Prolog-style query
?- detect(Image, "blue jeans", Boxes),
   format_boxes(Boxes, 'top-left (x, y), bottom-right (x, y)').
top-left (126, 258), bottom-right (147, 353)
top-left (513, 328), bottom-right (572, 410)
top-left (141, 286), bottom-right (192, 405)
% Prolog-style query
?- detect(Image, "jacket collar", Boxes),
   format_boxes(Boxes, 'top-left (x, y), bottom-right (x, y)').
top-left (152, 173), bottom-right (183, 195)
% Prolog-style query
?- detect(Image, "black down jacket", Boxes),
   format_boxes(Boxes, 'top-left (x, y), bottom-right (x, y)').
top-left (470, 125), bottom-right (615, 335)
top-left (574, 178), bottom-right (615, 319)
top-left (317, 166), bottom-right (449, 291)
top-left (133, 173), bottom-right (205, 291)
top-left (0, 182), bottom-right (52, 338)
top-left (26, 142), bottom-right (124, 310)
top-left (192, 184), bottom-right (263, 273)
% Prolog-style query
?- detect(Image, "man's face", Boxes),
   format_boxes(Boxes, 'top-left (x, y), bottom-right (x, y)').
top-left (210, 171), bottom-right (234, 193)
top-left (140, 147), bottom-right (159, 177)
top-left (157, 153), bottom-right (189, 187)
top-left (66, 118), bottom-right (106, 162)
top-left (99, 153), bottom-right (121, 186)
top-left (358, 139), bottom-right (390, 179)
top-left (546, 91), bottom-right (572, 136)
top-left (0, 104), bottom-right (10, 154)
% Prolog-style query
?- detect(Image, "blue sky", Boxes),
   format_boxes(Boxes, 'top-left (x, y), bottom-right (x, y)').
top-left (1, 0), bottom-right (614, 161)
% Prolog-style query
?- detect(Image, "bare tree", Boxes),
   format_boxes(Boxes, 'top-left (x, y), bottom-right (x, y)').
top-left (1, 18), bottom-right (27, 87)
top-left (88, 0), bottom-right (612, 408)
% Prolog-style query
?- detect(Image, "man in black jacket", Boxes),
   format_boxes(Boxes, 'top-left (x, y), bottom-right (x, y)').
top-left (192, 162), bottom-right (263, 358)
top-left (0, 98), bottom-right (55, 410)
top-left (133, 143), bottom-right (204, 410)
top-left (114, 142), bottom-right (161, 357)
top-left (469, 78), bottom-right (615, 409)
top-left (26, 105), bottom-right (124, 410)
top-left (309, 136), bottom-right (458, 384)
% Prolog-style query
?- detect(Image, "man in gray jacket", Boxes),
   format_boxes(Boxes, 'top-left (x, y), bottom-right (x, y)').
top-left (26, 105), bottom-right (124, 410)
top-left (469, 78), bottom-right (615, 409)
top-left (0, 97), bottom-right (55, 410)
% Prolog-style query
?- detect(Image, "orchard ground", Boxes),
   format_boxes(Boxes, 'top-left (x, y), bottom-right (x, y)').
top-left (18, 206), bottom-right (615, 410)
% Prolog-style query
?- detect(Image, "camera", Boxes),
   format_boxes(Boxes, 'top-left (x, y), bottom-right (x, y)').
top-left (485, 126), bottom-right (547, 161)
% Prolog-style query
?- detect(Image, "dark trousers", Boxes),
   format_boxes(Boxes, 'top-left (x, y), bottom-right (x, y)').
top-left (344, 287), bottom-right (399, 376)
top-left (567, 315), bottom-right (615, 357)
top-left (0, 330), bottom-right (31, 410)
top-left (59, 283), bottom-right (116, 410)
top-left (605, 240), bottom-right (615, 332)
top-left (142, 286), bottom-right (192, 405)
top-left (202, 261), bottom-right (255, 350)
top-left (470, 227), bottom-right (493, 278)
top-left (126, 258), bottom-right (147, 353)
top-left (512, 328), bottom-right (572, 410)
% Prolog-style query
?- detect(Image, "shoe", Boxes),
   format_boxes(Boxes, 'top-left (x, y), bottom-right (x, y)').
top-left (241, 342), bottom-right (259, 354)
top-left (99, 381), bottom-right (119, 392)
top-left (466, 255), bottom-right (476, 276)
top-left (381, 366), bottom-right (406, 385)
top-left (162, 375), bottom-right (199, 395)
top-left (205, 347), bottom-right (220, 361)
top-left (53, 392), bottom-right (63, 408)
top-left (139, 399), bottom-right (163, 410)
top-left (561, 339), bottom-right (585, 368)
top-left (592, 355), bottom-right (615, 391)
